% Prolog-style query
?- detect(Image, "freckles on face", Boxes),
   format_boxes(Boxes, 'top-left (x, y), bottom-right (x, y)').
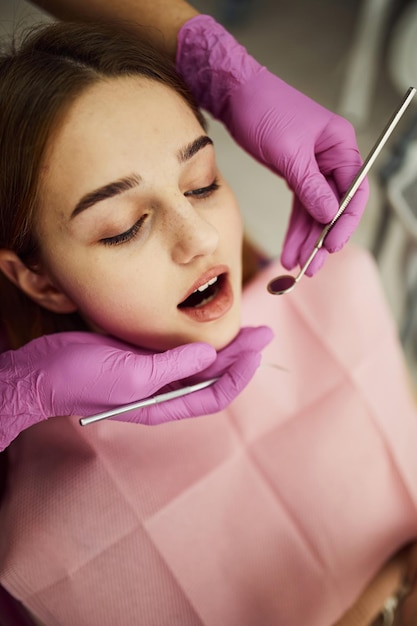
top-left (36, 76), bottom-right (244, 351)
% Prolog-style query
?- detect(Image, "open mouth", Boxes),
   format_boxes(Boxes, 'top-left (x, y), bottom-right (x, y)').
top-left (178, 274), bottom-right (224, 309)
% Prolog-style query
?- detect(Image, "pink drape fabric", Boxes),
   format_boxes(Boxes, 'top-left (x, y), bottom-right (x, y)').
top-left (1, 244), bottom-right (417, 625)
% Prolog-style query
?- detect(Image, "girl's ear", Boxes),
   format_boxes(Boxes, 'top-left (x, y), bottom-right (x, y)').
top-left (0, 250), bottom-right (77, 313)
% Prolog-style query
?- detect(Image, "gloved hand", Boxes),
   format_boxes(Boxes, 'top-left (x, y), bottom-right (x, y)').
top-left (0, 325), bottom-right (273, 451)
top-left (177, 15), bottom-right (369, 276)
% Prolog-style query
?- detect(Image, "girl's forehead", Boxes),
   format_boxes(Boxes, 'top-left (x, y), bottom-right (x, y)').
top-left (51, 76), bottom-right (203, 150)
top-left (42, 76), bottom-right (201, 168)
top-left (38, 76), bottom-right (211, 222)
top-left (72, 75), bottom-right (193, 116)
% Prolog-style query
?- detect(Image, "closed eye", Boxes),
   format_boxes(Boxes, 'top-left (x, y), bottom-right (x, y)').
top-left (184, 179), bottom-right (220, 199)
top-left (100, 214), bottom-right (148, 246)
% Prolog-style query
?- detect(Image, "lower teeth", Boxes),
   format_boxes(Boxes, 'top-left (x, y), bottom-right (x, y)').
top-left (194, 292), bottom-right (216, 308)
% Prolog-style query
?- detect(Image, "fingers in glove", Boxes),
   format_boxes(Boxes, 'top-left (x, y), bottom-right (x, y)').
top-left (144, 342), bottom-right (217, 391)
top-left (324, 176), bottom-right (369, 253)
top-left (52, 341), bottom-right (217, 416)
top-left (208, 325), bottom-right (274, 370)
top-left (280, 198), bottom-right (313, 271)
top-left (123, 347), bottom-right (264, 425)
top-left (112, 326), bottom-right (273, 425)
top-left (281, 197), bottom-right (329, 276)
top-left (289, 165), bottom-right (340, 226)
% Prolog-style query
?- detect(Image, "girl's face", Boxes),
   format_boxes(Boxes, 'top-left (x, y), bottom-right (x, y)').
top-left (36, 77), bottom-right (243, 351)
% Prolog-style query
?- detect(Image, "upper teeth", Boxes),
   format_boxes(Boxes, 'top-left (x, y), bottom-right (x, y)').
top-left (196, 276), bottom-right (218, 293)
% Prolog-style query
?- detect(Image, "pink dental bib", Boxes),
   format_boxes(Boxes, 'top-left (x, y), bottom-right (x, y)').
top-left (1, 244), bottom-right (417, 625)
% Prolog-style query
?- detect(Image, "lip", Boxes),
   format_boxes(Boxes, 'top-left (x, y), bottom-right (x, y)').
top-left (178, 264), bottom-right (234, 322)
top-left (179, 265), bottom-right (229, 303)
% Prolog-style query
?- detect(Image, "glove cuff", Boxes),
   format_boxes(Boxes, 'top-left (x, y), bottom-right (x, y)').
top-left (176, 14), bottom-right (262, 119)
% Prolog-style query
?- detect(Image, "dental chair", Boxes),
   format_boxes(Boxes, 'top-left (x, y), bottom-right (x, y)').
top-left (370, 0), bottom-right (417, 368)
top-left (371, 111), bottom-right (417, 343)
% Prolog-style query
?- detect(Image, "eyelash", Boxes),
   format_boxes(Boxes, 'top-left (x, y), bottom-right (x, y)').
top-left (100, 214), bottom-right (147, 246)
top-left (100, 179), bottom-right (220, 247)
top-left (184, 178), bottom-right (220, 199)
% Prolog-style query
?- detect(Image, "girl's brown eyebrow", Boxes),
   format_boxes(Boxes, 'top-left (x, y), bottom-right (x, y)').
top-left (71, 174), bottom-right (142, 219)
top-left (70, 135), bottom-right (213, 220)
top-left (177, 135), bottom-right (213, 163)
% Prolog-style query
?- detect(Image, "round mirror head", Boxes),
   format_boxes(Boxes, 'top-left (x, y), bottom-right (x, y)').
top-left (267, 274), bottom-right (296, 295)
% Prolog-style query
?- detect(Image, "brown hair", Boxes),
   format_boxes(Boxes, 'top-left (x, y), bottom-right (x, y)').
top-left (0, 21), bottom-right (208, 349)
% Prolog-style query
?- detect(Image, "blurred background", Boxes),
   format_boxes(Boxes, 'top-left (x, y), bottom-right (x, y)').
top-left (2, 0), bottom-right (417, 379)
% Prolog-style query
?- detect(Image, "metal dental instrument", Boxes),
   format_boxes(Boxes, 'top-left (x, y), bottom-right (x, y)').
top-left (267, 86), bottom-right (417, 296)
top-left (79, 377), bottom-right (219, 426)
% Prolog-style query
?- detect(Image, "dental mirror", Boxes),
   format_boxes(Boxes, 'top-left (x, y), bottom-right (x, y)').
top-left (267, 86), bottom-right (417, 296)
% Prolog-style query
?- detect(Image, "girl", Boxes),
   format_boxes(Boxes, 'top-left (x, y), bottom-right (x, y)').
top-left (0, 21), bottom-right (416, 626)
top-left (27, 0), bottom-right (369, 276)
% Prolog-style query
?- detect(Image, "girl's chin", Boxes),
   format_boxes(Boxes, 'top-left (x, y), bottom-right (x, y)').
top-left (84, 311), bottom-right (242, 353)
top-left (130, 321), bottom-right (242, 353)
top-left (142, 327), bottom-right (241, 353)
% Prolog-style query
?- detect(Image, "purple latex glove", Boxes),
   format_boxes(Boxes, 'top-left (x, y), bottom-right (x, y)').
top-left (0, 326), bottom-right (273, 451)
top-left (177, 15), bottom-right (369, 275)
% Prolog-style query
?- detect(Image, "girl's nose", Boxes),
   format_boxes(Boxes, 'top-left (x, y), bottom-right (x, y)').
top-left (169, 200), bottom-right (219, 264)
